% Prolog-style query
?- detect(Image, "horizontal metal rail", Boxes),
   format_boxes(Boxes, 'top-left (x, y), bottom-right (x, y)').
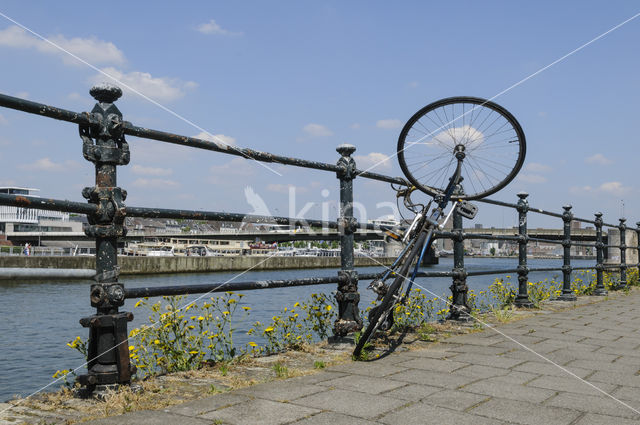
top-left (0, 193), bottom-right (97, 215)
top-left (124, 275), bottom-right (344, 298)
top-left (0, 92), bottom-right (406, 186)
top-left (0, 193), bottom-right (394, 232)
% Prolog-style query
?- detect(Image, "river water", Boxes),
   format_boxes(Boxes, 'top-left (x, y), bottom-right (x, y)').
top-left (0, 257), bottom-right (595, 401)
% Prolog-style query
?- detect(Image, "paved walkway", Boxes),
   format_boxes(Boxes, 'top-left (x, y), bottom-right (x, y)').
top-left (88, 292), bottom-right (640, 425)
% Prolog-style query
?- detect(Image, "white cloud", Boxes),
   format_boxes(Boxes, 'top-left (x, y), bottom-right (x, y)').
top-left (266, 183), bottom-right (308, 194)
top-left (585, 153), bottom-right (613, 166)
top-left (194, 131), bottom-right (237, 147)
top-left (0, 114), bottom-right (7, 125)
top-left (598, 181), bottom-right (631, 196)
top-left (408, 81), bottom-right (419, 88)
top-left (517, 174), bottom-right (547, 184)
top-left (354, 152), bottom-right (392, 170)
top-left (376, 119), bottom-right (402, 129)
top-left (90, 68), bottom-right (197, 102)
top-left (570, 181), bottom-right (631, 197)
top-left (303, 123), bottom-right (333, 137)
top-left (19, 157), bottom-right (80, 172)
top-left (14, 91), bottom-right (28, 99)
top-left (350, 123), bottom-right (360, 130)
top-left (132, 178), bottom-right (180, 189)
top-left (0, 26), bottom-right (125, 66)
top-left (210, 157), bottom-right (255, 183)
top-left (525, 162), bottom-right (552, 173)
top-left (196, 19), bottom-right (241, 36)
top-left (131, 164), bottom-right (173, 176)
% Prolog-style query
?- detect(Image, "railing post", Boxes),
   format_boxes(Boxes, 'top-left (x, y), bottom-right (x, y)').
top-left (448, 187), bottom-right (471, 321)
top-left (636, 222), bottom-right (640, 279)
top-left (515, 192), bottom-right (533, 307)
top-left (558, 204), bottom-right (577, 301)
top-left (593, 212), bottom-right (607, 296)
top-left (77, 84), bottom-right (135, 394)
top-left (616, 218), bottom-right (628, 290)
top-left (334, 144), bottom-right (362, 336)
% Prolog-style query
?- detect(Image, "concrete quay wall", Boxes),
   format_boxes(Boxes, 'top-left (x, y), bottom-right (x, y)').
top-left (0, 255), bottom-right (394, 275)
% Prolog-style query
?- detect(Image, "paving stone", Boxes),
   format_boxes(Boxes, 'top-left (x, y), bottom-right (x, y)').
top-left (597, 345), bottom-right (640, 358)
top-left (512, 361), bottom-right (593, 379)
top-left (611, 385), bottom-right (640, 400)
top-left (388, 368), bottom-right (478, 389)
top-left (288, 371), bottom-right (347, 385)
top-left (452, 364), bottom-right (512, 379)
top-left (447, 344), bottom-right (511, 356)
top-left (234, 380), bottom-right (325, 401)
top-left (401, 348), bottom-right (462, 359)
top-left (588, 370), bottom-right (640, 388)
top-left (422, 389), bottom-right (489, 410)
top-left (526, 375), bottom-right (616, 396)
top-left (325, 361), bottom-right (407, 377)
top-left (86, 410), bottom-right (211, 425)
top-left (565, 328), bottom-right (621, 340)
top-left (378, 401), bottom-right (505, 425)
top-left (291, 411), bottom-right (378, 425)
top-left (468, 397), bottom-right (581, 425)
top-left (574, 412), bottom-right (640, 425)
top-left (164, 393), bottom-right (249, 416)
top-left (379, 383), bottom-right (442, 401)
top-left (316, 374), bottom-right (407, 395)
top-left (489, 370), bottom-right (541, 385)
top-left (448, 352), bottom-right (525, 369)
top-left (565, 358), bottom-right (639, 374)
top-left (200, 398), bottom-right (319, 425)
top-left (394, 357), bottom-right (469, 373)
top-left (545, 391), bottom-right (640, 420)
top-left (444, 334), bottom-right (505, 346)
top-left (292, 388), bottom-right (408, 419)
top-left (461, 377), bottom-right (556, 403)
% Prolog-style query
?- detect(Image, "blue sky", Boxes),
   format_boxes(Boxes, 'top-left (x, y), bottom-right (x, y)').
top-left (0, 1), bottom-right (639, 229)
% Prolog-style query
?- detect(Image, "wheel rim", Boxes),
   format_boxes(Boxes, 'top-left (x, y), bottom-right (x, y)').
top-left (397, 97), bottom-right (526, 200)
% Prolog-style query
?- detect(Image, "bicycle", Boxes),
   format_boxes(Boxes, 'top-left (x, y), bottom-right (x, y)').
top-left (353, 96), bottom-right (526, 358)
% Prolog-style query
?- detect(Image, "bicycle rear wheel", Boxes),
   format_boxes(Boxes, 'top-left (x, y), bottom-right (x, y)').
top-left (397, 97), bottom-right (526, 200)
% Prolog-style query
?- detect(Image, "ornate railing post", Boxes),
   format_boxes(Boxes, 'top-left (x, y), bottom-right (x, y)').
top-left (448, 187), bottom-right (471, 321)
top-left (515, 192), bottom-right (533, 307)
top-left (593, 212), bottom-right (607, 296)
top-left (636, 222), bottom-right (640, 279)
top-left (334, 144), bottom-right (362, 336)
top-left (617, 218), bottom-right (628, 290)
top-left (558, 205), bottom-right (577, 301)
top-left (77, 84), bottom-right (135, 394)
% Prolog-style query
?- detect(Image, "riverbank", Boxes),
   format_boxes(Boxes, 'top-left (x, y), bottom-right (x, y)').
top-left (0, 256), bottom-right (395, 276)
top-left (2, 289), bottom-right (635, 424)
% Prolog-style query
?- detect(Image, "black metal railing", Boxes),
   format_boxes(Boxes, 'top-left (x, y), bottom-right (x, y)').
top-left (0, 86), bottom-right (638, 394)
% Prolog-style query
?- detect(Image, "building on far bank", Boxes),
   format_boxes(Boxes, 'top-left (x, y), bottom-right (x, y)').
top-left (0, 187), bottom-right (83, 246)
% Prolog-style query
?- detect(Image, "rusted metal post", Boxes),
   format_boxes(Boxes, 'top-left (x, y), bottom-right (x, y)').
top-left (334, 144), bottom-right (362, 336)
top-left (77, 84), bottom-right (135, 394)
top-left (515, 192), bottom-right (533, 307)
top-left (593, 212), bottom-right (607, 296)
top-left (636, 222), bottom-right (640, 280)
top-left (558, 205), bottom-right (577, 301)
top-left (448, 187), bottom-right (471, 321)
top-left (616, 218), bottom-right (628, 290)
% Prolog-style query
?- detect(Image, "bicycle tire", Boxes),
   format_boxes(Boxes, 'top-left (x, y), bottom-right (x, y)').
top-left (397, 97), bottom-right (526, 200)
top-left (353, 231), bottom-right (428, 358)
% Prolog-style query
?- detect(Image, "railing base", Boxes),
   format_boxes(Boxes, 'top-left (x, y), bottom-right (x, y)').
top-left (556, 293), bottom-right (578, 302)
top-left (514, 296), bottom-right (534, 308)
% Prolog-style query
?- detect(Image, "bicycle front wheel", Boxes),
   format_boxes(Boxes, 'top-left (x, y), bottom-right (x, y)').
top-left (397, 97), bottom-right (526, 200)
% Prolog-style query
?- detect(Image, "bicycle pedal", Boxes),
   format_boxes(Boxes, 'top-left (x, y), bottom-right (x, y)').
top-left (457, 200), bottom-right (478, 219)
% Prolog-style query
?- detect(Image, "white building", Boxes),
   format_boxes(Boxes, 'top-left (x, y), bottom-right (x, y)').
top-left (0, 187), bottom-right (82, 238)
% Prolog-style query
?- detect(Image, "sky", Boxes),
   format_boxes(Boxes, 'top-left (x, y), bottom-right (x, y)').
top-left (0, 1), bottom-right (639, 230)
